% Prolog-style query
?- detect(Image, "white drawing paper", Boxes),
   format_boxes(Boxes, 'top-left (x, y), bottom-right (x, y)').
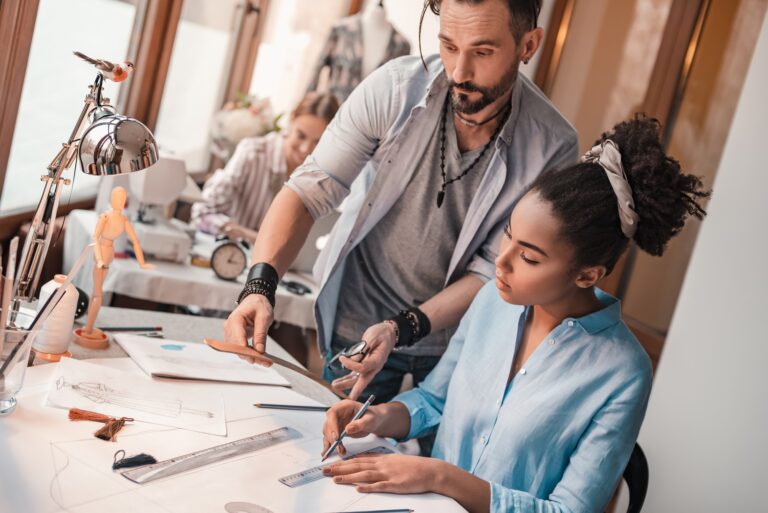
top-left (46, 358), bottom-right (226, 435)
top-left (115, 334), bottom-right (290, 387)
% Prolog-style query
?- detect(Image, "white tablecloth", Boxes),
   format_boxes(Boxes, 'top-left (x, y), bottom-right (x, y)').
top-left (63, 209), bottom-right (318, 330)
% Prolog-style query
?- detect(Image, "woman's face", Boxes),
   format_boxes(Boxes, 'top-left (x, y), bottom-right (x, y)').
top-left (284, 114), bottom-right (328, 172)
top-left (495, 191), bottom-right (583, 307)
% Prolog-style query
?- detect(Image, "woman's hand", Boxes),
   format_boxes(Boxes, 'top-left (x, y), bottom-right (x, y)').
top-left (323, 454), bottom-right (442, 494)
top-left (222, 222), bottom-right (258, 244)
top-left (331, 321), bottom-right (398, 400)
top-left (322, 400), bottom-right (387, 457)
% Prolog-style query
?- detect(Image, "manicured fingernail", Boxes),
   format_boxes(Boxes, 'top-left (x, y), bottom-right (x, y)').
top-left (333, 477), bottom-right (341, 483)
top-left (323, 468), bottom-right (331, 475)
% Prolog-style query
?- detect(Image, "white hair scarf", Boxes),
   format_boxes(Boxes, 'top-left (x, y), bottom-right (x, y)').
top-left (582, 140), bottom-right (640, 238)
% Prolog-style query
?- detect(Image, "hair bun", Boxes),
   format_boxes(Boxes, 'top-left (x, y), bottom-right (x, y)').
top-left (597, 114), bottom-right (710, 256)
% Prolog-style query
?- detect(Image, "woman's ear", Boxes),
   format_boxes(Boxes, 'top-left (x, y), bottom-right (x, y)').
top-left (574, 265), bottom-right (607, 289)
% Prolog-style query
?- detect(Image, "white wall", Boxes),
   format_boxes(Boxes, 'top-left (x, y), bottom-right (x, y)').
top-left (637, 13), bottom-right (768, 513)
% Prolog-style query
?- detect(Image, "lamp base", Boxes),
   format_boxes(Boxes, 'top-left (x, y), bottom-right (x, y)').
top-left (73, 328), bottom-right (109, 349)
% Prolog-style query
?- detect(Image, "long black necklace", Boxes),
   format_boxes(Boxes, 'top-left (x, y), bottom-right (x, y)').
top-left (437, 95), bottom-right (510, 208)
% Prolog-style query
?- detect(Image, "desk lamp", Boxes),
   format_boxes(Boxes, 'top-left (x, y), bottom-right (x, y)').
top-left (9, 57), bottom-right (159, 320)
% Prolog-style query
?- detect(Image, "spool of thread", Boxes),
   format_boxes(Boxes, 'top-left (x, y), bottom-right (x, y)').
top-left (33, 274), bottom-right (78, 355)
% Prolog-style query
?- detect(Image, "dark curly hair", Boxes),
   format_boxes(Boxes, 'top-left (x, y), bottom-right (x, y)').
top-left (530, 115), bottom-right (710, 275)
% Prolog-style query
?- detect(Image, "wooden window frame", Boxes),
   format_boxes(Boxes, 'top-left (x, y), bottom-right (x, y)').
top-left (0, 0), bottom-right (40, 212)
top-left (533, 0), bottom-right (576, 96)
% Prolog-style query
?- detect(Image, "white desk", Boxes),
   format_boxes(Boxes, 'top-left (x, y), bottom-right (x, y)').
top-left (0, 363), bottom-right (464, 513)
top-left (63, 209), bottom-right (318, 330)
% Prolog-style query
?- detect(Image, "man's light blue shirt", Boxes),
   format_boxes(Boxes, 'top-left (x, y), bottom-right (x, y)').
top-left (394, 282), bottom-right (653, 513)
top-left (286, 55), bottom-right (578, 355)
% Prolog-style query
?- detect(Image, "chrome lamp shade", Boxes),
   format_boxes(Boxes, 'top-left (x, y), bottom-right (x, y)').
top-left (78, 114), bottom-right (159, 176)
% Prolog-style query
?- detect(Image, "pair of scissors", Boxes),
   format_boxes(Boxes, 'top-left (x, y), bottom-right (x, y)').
top-left (325, 340), bottom-right (368, 370)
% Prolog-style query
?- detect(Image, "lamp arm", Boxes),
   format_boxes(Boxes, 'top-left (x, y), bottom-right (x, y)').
top-left (10, 76), bottom-right (104, 314)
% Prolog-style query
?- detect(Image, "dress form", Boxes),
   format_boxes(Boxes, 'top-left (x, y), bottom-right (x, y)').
top-left (73, 186), bottom-right (154, 349)
top-left (361, 0), bottom-right (393, 76)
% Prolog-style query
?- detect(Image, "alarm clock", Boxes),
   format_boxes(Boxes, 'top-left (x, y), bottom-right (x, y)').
top-left (211, 240), bottom-right (248, 281)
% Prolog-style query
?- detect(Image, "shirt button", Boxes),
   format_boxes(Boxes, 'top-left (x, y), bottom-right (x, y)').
top-left (480, 435), bottom-right (487, 444)
top-left (496, 399), bottom-right (502, 406)
top-left (520, 368), bottom-right (527, 375)
top-left (567, 320), bottom-right (574, 327)
top-left (549, 339), bottom-right (555, 345)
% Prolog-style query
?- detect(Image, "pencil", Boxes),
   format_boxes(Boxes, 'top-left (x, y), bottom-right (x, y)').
top-left (254, 403), bottom-right (329, 412)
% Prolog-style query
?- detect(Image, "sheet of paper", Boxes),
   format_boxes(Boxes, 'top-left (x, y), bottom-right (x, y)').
top-left (114, 334), bottom-right (291, 386)
top-left (46, 358), bottom-right (227, 435)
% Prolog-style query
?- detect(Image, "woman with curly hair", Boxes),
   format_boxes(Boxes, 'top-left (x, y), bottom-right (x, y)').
top-left (322, 116), bottom-right (710, 513)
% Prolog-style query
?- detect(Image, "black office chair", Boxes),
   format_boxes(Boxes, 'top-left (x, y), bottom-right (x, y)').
top-left (621, 443), bottom-right (649, 513)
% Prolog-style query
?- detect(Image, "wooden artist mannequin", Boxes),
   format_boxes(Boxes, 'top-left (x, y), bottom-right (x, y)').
top-left (73, 186), bottom-right (154, 348)
top-left (361, 0), bottom-right (392, 76)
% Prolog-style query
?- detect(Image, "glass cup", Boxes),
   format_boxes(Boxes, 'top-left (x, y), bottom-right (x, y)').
top-left (0, 327), bottom-right (40, 415)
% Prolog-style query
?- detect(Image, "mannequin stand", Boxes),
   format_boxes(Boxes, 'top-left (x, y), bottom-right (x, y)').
top-left (32, 349), bottom-right (72, 362)
top-left (73, 327), bottom-right (109, 349)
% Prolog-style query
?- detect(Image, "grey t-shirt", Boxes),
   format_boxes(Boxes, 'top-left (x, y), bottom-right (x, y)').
top-left (333, 101), bottom-right (496, 356)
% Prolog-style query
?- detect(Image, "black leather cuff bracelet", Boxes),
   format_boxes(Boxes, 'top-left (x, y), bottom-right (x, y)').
top-left (246, 262), bottom-right (279, 289)
top-left (391, 306), bottom-right (432, 348)
top-left (237, 263), bottom-right (279, 307)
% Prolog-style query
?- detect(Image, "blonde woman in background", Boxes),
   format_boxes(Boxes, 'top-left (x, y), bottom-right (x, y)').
top-left (192, 92), bottom-right (340, 243)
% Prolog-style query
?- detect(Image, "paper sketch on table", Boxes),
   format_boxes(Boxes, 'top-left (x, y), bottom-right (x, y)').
top-left (56, 377), bottom-right (213, 418)
top-left (46, 358), bottom-right (226, 435)
top-left (115, 334), bottom-right (290, 387)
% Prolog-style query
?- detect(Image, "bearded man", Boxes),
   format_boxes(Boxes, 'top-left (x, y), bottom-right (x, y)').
top-left (225, 0), bottom-right (578, 407)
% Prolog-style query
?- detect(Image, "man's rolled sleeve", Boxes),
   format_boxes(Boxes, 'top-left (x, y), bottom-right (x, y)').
top-left (285, 61), bottom-right (401, 219)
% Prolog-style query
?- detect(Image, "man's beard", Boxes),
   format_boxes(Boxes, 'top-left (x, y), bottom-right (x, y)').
top-left (449, 62), bottom-right (519, 115)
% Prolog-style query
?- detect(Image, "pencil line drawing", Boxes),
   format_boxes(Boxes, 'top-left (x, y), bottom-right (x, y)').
top-left (56, 377), bottom-right (213, 418)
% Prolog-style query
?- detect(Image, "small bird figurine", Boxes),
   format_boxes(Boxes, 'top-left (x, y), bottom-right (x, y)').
top-left (73, 51), bottom-right (134, 82)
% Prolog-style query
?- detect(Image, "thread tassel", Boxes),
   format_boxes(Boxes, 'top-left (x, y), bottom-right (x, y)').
top-left (68, 408), bottom-right (133, 441)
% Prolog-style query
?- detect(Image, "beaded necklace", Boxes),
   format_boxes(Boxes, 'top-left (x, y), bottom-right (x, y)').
top-left (437, 95), bottom-right (510, 208)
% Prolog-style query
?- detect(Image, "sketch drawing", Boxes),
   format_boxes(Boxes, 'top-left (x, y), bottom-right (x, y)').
top-left (56, 377), bottom-right (213, 418)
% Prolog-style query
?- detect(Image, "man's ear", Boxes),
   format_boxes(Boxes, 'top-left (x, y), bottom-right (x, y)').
top-left (520, 27), bottom-right (544, 63)
top-left (574, 265), bottom-right (607, 289)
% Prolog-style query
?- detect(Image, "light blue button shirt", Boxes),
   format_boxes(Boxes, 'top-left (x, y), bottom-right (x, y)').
top-left (394, 282), bottom-right (652, 513)
top-left (286, 55), bottom-right (578, 355)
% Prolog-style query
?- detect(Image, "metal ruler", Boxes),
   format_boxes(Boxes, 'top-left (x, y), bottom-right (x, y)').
top-left (278, 446), bottom-right (394, 488)
top-left (121, 426), bottom-right (302, 484)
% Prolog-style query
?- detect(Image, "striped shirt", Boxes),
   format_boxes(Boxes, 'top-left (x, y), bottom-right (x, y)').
top-left (191, 132), bottom-right (287, 235)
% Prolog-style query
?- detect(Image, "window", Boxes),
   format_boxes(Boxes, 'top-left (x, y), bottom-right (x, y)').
top-left (0, 0), bottom-right (140, 215)
top-left (152, 0), bottom-right (244, 175)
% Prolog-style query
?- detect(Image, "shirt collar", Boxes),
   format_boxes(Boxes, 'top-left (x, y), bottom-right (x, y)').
top-left (571, 289), bottom-right (623, 335)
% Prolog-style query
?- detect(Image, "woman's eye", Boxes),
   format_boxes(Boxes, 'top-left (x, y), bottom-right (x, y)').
top-left (520, 252), bottom-right (539, 265)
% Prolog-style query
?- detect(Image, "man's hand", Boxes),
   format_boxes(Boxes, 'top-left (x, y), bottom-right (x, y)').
top-left (331, 321), bottom-right (398, 400)
top-left (321, 400), bottom-right (387, 457)
top-left (223, 293), bottom-right (274, 366)
top-left (323, 454), bottom-right (441, 494)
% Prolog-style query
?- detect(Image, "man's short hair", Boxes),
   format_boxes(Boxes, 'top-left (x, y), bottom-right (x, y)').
top-left (423, 0), bottom-right (542, 43)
